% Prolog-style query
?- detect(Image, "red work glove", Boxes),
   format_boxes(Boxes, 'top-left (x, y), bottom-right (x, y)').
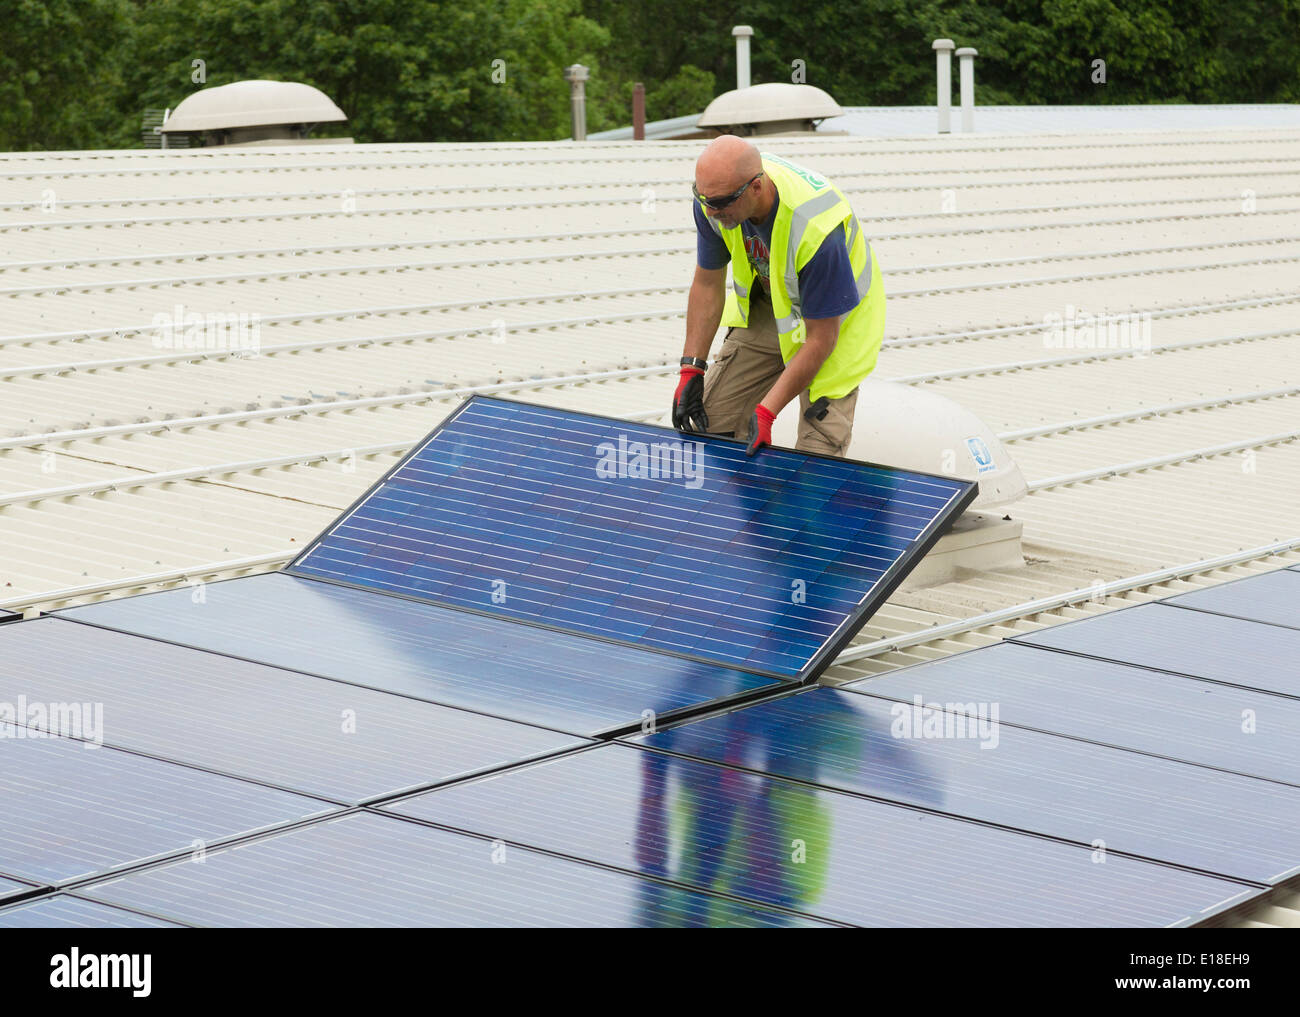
top-left (745, 404), bottom-right (776, 457)
top-left (671, 367), bottom-right (708, 432)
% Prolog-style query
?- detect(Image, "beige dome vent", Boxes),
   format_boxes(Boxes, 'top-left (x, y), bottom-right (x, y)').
top-left (698, 82), bottom-right (843, 136)
top-left (159, 80), bottom-right (349, 146)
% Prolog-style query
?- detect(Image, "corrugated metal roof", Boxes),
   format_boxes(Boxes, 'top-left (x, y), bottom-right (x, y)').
top-left (2, 127), bottom-right (1297, 925)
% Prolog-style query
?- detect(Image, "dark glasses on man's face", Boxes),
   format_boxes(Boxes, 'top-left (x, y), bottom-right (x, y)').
top-left (692, 173), bottom-right (761, 211)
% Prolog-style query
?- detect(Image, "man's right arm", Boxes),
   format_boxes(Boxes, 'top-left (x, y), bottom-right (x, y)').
top-left (683, 264), bottom-right (726, 362)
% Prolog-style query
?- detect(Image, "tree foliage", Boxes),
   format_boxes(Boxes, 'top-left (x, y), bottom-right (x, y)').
top-left (0, 0), bottom-right (1297, 150)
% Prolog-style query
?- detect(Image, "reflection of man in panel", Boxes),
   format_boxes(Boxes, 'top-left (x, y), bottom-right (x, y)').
top-left (671, 136), bottom-right (886, 457)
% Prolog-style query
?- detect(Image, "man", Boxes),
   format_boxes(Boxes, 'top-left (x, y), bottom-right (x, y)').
top-left (671, 135), bottom-right (885, 457)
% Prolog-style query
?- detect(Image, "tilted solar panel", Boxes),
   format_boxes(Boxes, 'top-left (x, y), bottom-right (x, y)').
top-left (630, 687), bottom-right (1300, 885)
top-left (845, 641), bottom-right (1300, 786)
top-left (0, 617), bottom-right (590, 803)
top-left (1160, 568), bottom-right (1300, 631)
top-left (0, 609), bottom-right (17, 623)
top-left (287, 396), bottom-right (976, 681)
top-left (59, 573), bottom-right (782, 739)
top-left (78, 812), bottom-right (835, 927)
top-left (383, 742), bottom-right (1253, 927)
top-left (1012, 603), bottom-right (1300, 698)
top-left (0, 722), bottom-right (334, 885)
top-left (0, 895), bottom-right (183, 928)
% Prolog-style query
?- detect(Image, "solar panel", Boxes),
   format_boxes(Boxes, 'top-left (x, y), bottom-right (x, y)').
top-left (631, 688), bottom-right (1300, 884)
top-left (287, 396), bottom-right (976, 681)
top-left (78, 811), bottom-right (834, 927)
top-left (1013, 603), bottom-right (1300, 698)
top-left (1161, 568), bottom-right (1300, 630)
top-left (1, 617), bottom-right (589, 803)
top-left (0, 608), bottom-right (17, 624)
top-left (59, 574), bottom-right (782, 738)
top-left (0, 722), bottom-right (335, 885)
top-left (845, 641), bottom-right (1300, 786)
top-left (0, 895), bottom-right (182, 928)
top-left (383, 742), bottom-right (1253, 927)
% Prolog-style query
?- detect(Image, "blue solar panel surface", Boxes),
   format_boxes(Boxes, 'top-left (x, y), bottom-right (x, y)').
top-left (0, 722), bottom-right (334, 884)
top-left (59, 574), bottom-right (782, 738)
top-left (1, 617), bottom-right (589, 803)
top-left (0, 896), bottom-right (182, 928)
top-left (631, 688), bottom-right (1300, 884)
top-left (384, 742), bottom-right (1253, 927)
top-left (845, 641), bottom-right (1300, 785)
top-left (79, 812), bottom-right (835, 927)
top-left (288, 397), bottom-right (975, 679)
top-left (1162, 568), bottom-right (1300, 630)
top-left (1013, 603), bottom-right (1300, 698)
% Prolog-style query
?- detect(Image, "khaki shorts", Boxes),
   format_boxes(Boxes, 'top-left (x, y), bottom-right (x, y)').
top-left (701, 296), bottom-right (858, 457)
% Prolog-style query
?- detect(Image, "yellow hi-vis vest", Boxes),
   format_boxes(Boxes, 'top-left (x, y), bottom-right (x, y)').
top-left (704, 153), bottom-right (885, 402)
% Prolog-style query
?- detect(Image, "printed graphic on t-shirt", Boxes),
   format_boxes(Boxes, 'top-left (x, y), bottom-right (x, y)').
top-left (744, 231), bottom-right (770, 286)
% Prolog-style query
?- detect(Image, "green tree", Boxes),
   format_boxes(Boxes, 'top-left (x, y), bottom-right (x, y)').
top-left (122, 0), bottom-right (607, 143)
top-left (0, 0), bottom-right (135, 150)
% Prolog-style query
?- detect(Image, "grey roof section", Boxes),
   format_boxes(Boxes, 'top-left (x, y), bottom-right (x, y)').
top-left (589, 113), bottom-right (704, 141)
top-left (830, 104), bottom-right (1300, 136)
top-left (593, 103), bottom-right (1300, 140)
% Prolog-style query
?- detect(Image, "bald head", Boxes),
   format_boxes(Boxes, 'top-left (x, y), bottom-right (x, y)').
top-left (693, 135), bottom-right (770, 229)
top-left (695, 135), bottom-right (762, 195)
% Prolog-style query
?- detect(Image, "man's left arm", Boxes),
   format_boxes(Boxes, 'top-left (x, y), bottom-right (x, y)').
top-left (757, 316), bottom-right (838, 416)
top-left (744, 223), bottom-right (858, 454)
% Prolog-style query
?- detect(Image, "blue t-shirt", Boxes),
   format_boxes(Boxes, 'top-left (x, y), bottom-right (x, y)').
top-left (693, 193), bottom-right (859, 320)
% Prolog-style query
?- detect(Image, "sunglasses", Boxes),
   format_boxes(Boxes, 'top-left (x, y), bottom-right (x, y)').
top-left (692, 173), bottom-right (761, 211)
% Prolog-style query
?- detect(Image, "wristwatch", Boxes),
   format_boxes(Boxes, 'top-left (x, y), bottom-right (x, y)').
top-left (679, 356), bottom-right (708, 371)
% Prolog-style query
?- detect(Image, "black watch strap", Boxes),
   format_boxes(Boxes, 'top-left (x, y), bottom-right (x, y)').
top-left (680, 356), bottom-right (708, 371)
